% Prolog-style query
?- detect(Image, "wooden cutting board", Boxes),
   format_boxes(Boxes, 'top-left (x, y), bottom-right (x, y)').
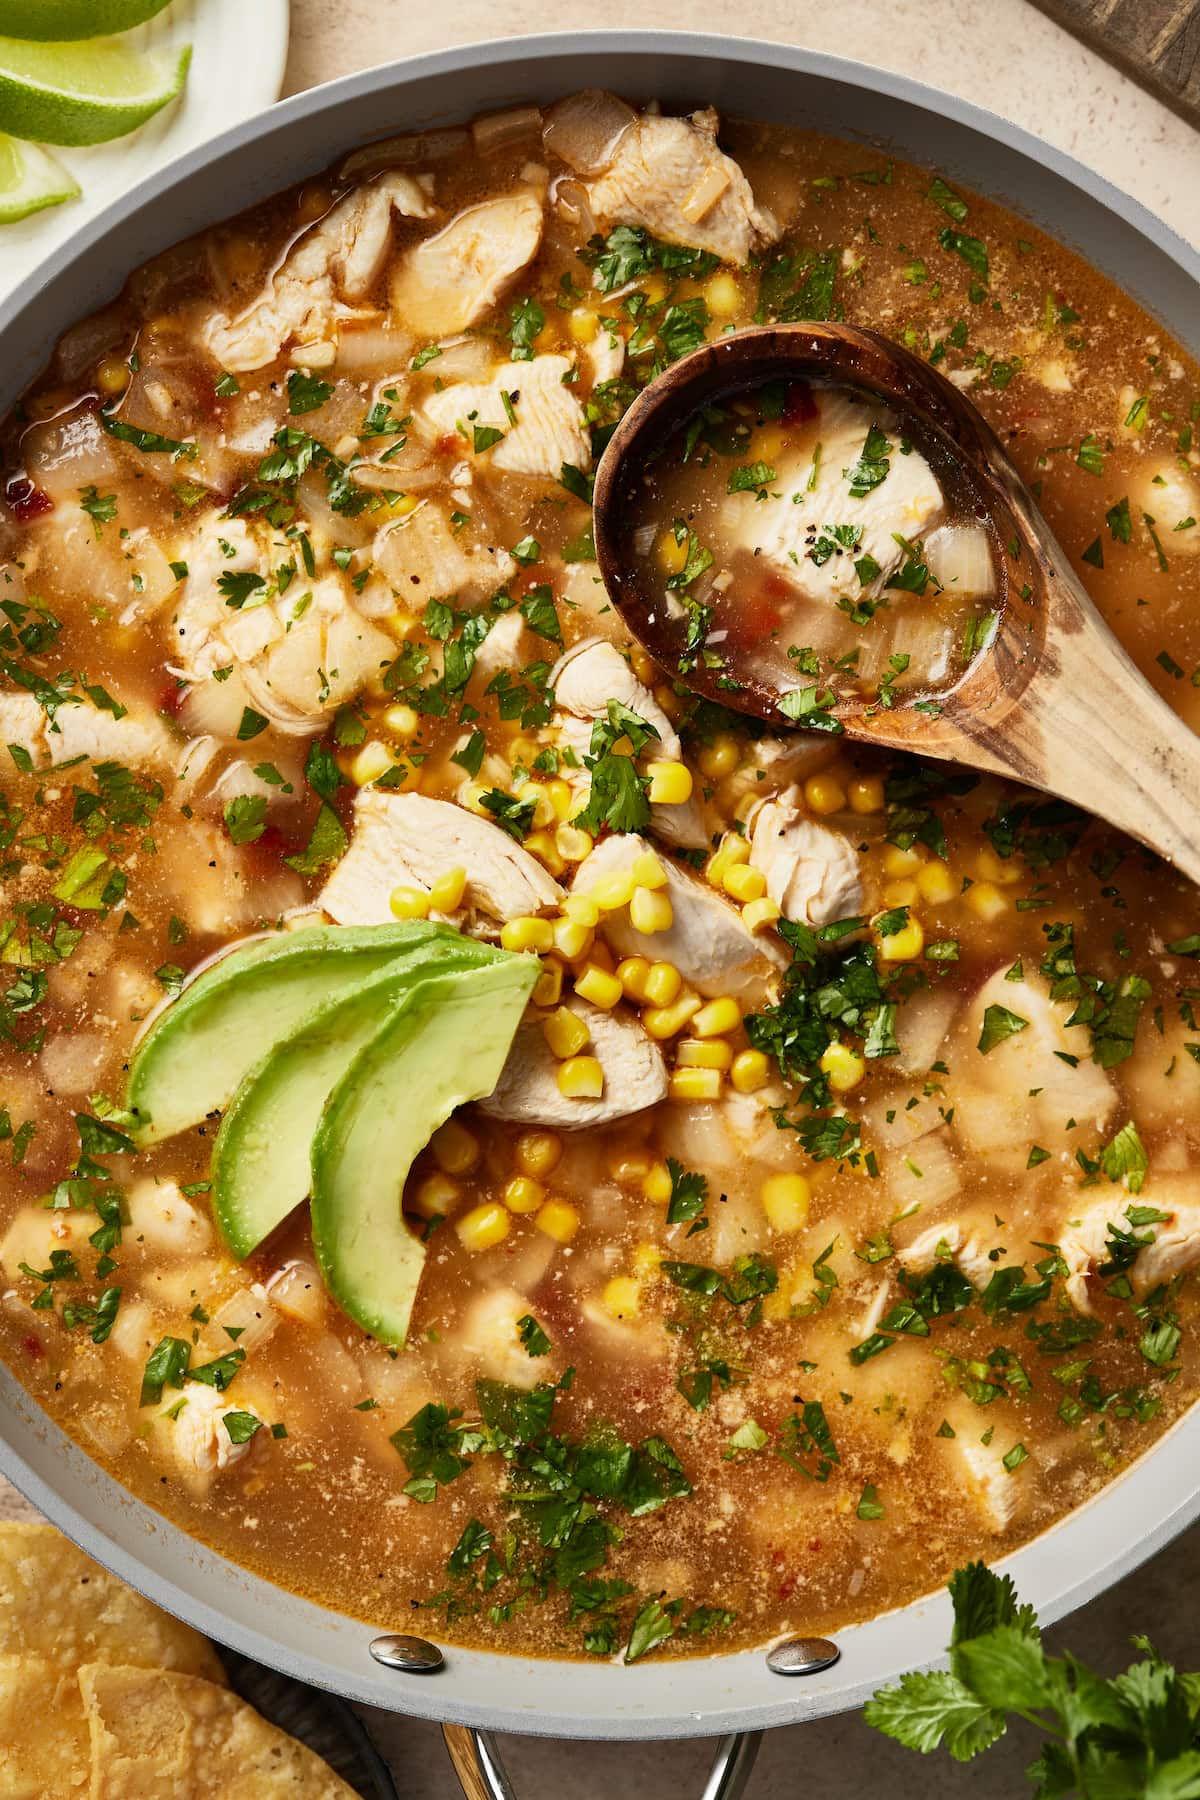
top-left (1028, 0), bottom-right (1200, 128)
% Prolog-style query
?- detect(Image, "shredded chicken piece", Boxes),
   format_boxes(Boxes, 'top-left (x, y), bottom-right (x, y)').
top-left (391, 190), bottom-right (544, 336)
top-left (421, 353), bottom-right (590, 479)
top-left (481, 995), bottom-right (667, 1128)
top-left (0, 691), bottom-right (175, 770)
top-left (373, 499), bottom-right (513, 604)
top-left (748, 786), bottom-right (864, 925)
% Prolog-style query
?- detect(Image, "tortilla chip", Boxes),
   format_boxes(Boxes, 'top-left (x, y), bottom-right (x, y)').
top-left (79, 1663), bottom-right (360, 1799)
top-left (0, 1655), bottom-right (89, 1799)
top-left (0, 1524), bottom-right (225, 1685)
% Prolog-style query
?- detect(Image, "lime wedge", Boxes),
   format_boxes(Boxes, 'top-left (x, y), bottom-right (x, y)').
top-left (0, 130), bottom-right (78, 220)
top-left (0, 0), bottom-right (173, 39)
top-left (0, 36), bottom-right (190, 146)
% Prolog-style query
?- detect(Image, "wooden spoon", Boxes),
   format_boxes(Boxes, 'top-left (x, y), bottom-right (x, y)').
top-left (592, 322), bottom-right (1200, 884)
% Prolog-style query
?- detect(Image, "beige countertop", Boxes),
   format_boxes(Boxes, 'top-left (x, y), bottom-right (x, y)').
top-left (6, 3), bottom-right (1199, 1795)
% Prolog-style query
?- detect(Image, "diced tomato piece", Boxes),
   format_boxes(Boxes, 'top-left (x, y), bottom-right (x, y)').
top-left (437, 434), bottom-right (459, 456)
top-left (5, 476), bottom-right (51, 523)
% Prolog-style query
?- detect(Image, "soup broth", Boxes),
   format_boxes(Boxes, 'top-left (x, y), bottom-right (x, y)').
top-left (0, 89), bottom-right (1197, 1665)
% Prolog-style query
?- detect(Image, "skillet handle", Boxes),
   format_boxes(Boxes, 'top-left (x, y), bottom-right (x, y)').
top-left (442, 1724), bottom-right (763, 1799)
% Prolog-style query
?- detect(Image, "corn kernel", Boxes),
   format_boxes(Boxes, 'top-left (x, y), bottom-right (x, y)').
top-left (670, 1066), bottom-right (724, 1102)
top-left (731, 1048), bottom-right (770, 1093)
top-left (553, 918), bottom-right (594, 963)
top-left (602, 1275), bottom-right (641, 1319)
top-left (630, 886), bottom-right (673, 934)
top-left (630, 645), bottom-right (657, 684)
top-left (557, 1054), bottom-right (604, 1099)
top-left (882, 843), bottom-right (927, 876)
top-left (562, 893), bottom-right (599, 928)
top-left (646, 761), bottom-right (694, 806)
top-left (656, 529), bottom-right (689, 575)
top-left (760, 1173), bottom-right (811, 1233)
top-left (653, 683), bottom-right (686, 724)
top-left (976, 846), bottom-right (1022, 886)
top-left (352, 741), bottom-right (394, 786)
top-left (545, 778), bottom-right (575, 822)
top-left (820, 1041), bottom-right (866, 1093)
top-left (883, 878), bottom-right (919, 908)
top-left (536, 1198), bottom-right (580, 1242)
top-left (382, 702), bottom-right (419, 739)
top-left (617, 956), bottom-right (652, 1002)
top-left (878, 916), bottom-right (926, 961)
top-left (723, 863), bottom-right (766, 902)
top-left (632, 1242), bottom-right (662, 1277)
top-left (804, 774), bottom-right (846, 815)
top-left (515, 1130), bottom-right (562, 1178)
top-left (966, 881), bottom-right (1009, 921)
top-left (705, 271), bottom-right (741, 317)
top-left (848, 775), bottom-right (885, 814)
top-left (501, 916), bottom-right (555, 954)
top-left (590, 870), bottom-right (636, 912)
top-left (542, 1006), bottom-right (590, 1059)
top-left (431, 1119), bottom-right (479, 1176)
top-left (503, 1175), bottom-right (544, 1215)
top-left (96, 354), bottom-right (132, 396)
top-left (698, 732), bottom-right (740, 779)
top-left (556, 823), bottom-right (594, 863)
top-left (641, 1162), bottom-right (674, 1203)
top-left (523, 830), bottom-right (565, 877)
top-left (568, 306), bottom-right (599, 343)
top-left (632, 848), bottom-right (669, 890)
top-left (643, 961), bottom-right (681, 1007)
top-left (575, 964), bottom-right (623, 1010)
top-left (707, 834), bottom-right (750, 887)
top-left (532, 959), bottom-right (564, 1008)
top-left (411, 1171), bottom-right (460, 1219)
top-left (643, 993), bottom-right (703, 1039)
top-left (676, 1037), bottom-right (734, 1070)
top-left (742, 897), bottom-right (782, 933)
top-left (429, 866), bottom-right (467, 913)
top-left (455, 1202), bottom-right (511, 1251)
top-left (691, 996), bottom-right (742, 1038)
top-left (916, 861), bottom-right (957, 904)
top-left (460, 782), bottom-right (490, 816)
top-left (389, 885), bottom-right (430, 920)
top-left (612, 1150), bottom-right (651, 1183)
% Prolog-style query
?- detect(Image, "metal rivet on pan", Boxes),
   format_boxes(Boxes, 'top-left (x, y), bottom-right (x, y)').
top-left (369, 1633), bottom-right (445, 1672)
top-left (765, 1636), bottom-right (841, 1676)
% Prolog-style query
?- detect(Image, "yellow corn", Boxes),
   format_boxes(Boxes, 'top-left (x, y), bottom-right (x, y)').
top-left (389, 885), bottom-right (430, 920)
top-left (590, 870), bottom-right (636, 912)
top-left (643, 993), bottom-right (703, 1039)
top-left (723, 863), bottom-right (766, 902)
top-left (501, 916), bottom-right (556, 954)
top-left (352, 741), bottom-right (394, 786)
top-left (617, 956), bottom-right (652, 1003)
top-left (575, 964), bottom-right (623, 1010)
top-left (523, 830), bottom-right (565, 877)
top-left (760, 1173), bottom-right (810, 1233)
top-left (520, 782), bottom-right (555, 828)
top-left (632, 1242), bottom-right (662, 1277)
top-left (632, 848), bottom-right (669, 890)
top-left (546, 779), bottom-right (575, 821)
top-left (966, 881), bottom-right (1009, 921)
top-left (536, 1199), bottom-right (580, 1243)
top-left (555, 823), bottom-right (594, 862)
top-left (532, 959), bottom-right (564, 1008)
top-left (514, 1130), bottom-right (562, 1179)
top-left (431, 1119), bottom-right (479, 1176)
top-left (646, 761), bottom-right (694, 805)
top-left (459, 782), bottom-right (491, 816)
top-left (96, 354), bottom-right (132, 396)
top-left (382, 702), bottom-right (420, 739)
top-left (676, 1037), bottom-right (734, 1070)
top-left (568, 307), bottom-right (599, 343)
top-left (641, 1162), bottom-right (674, 1203)
top-left (731, 1048), bottom-right (770, 1093)
top-left (670, 1066), bottom-right (724, 1102)
top-left (643, 961), bottom-right (681, 1007)
top-left (542, 1007), bottom-right (590, 1059)
top-left (820, 1041), bottom-right (866, 1093)
top-left (410, 1172), bottom-right (460, 1219)
top-left (848, 775), bottom-right (885, 814)
top-left (589, 940), bottom-right (616, 974)
top-left (698, 732), bottom-right (741, 779)
top-left (612, 1150), bottom-right (651, 1183)
top-left (882, 843), bottom-right (926, 876)
top-left (503, 1176), bottom-right (545, 1215)
top-left (691, 996), bottom-right (742, 1038)
top-left (630, 645), bottom-right (657, 684)
top-left (878, 916), bottom-right (926, 961)
top-left (553, 918), bottom-right (594, 963)
top-left (743, 897), bottom-right (782, 933)
top-left (455, 1202), bottom-right (511, 1251)
top-left (557, 1054), bottom-right (604, 1098)
top-left (656, 530), bottom-right (690, 575)
top-left (563, 893), bottom-right (600, 928)
top-left (804, 774), bottom-right (846, 815)
top-left (630, 886), bottom-right (673, 934)
top-left (602, 1275), bottom-right (641, 1319)
top-left (706, 834), bottom-right (750, 888)
top-left (916, 861), bottom-right (957, 904)
top-left (705, 271), bottom-right (741, 317)
top-left (883, 878), bottom-right (919, 909)
top-left (429, 866), bottom-right (467, 913)
top-left (653, 683), bottom-right (685, 724)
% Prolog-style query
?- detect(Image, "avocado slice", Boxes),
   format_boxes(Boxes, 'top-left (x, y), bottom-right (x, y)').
top-left (211, 934), bottom-right (502, 1259)
top-left (310, 955), bottom-right (538, 1346)
top-left (127, 922), bottom-right (458, 1144)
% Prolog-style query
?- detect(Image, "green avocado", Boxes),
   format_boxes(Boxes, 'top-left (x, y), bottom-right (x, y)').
top-left (310, 955), bottom-right (538, 1347)
top-left (211, 933), bottom-right (502, 1259)
top-left (126, 922), bottom-right (457, 1144)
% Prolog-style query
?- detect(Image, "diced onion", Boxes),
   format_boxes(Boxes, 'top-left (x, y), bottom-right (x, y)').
top-left (923, 523), bottom-right (995, 596)
top-left (472, 106), bottom-right (543, 157)
top-left (337, 129), bottom-right (470, 181)
top-left (543, 89), bottom-right (635, 174)
top-left (202, 1284), bottom-right (278, 1357)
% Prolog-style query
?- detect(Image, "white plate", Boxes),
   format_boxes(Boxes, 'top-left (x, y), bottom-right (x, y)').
top-left (0, 0), bottom-right (289, 296)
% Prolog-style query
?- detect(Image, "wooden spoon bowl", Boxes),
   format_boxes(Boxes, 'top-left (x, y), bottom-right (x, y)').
top-left (592, 322), bottom-right (1200, 883)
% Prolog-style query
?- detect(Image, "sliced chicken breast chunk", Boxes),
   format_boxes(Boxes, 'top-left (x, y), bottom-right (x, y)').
top-left (896, 1220), bottom-right (996, 1290)
top-left (153, 1385), bottom-right (262, 1495)
top-left (481, 995), bottom-right (667, 1128)
top-left (373, 499), bottom-right (513, 605)
top-left (1059, 1176), bottom-right (1200, 1313)
top-left (421, 354), bottom-right (590, 480)
top-left (556, 95), bottom-right (778, 266)
top-left (319, 789), bottom-right (562, 928)
top-left (574, 833), bottom-right (785, 1001)
top-left (204, 172), bottom-right (434, 372)
top-left (0, 691), bottom-right (175, 771)
top-left (391, 190), bottom-right (544, 336)
top-left (748, 787), bottom-right (864, 926)
top-left (938, 1405), bottom-right (1023, 1532)
top-left (459, 1285), bottom-right (557, 1388)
